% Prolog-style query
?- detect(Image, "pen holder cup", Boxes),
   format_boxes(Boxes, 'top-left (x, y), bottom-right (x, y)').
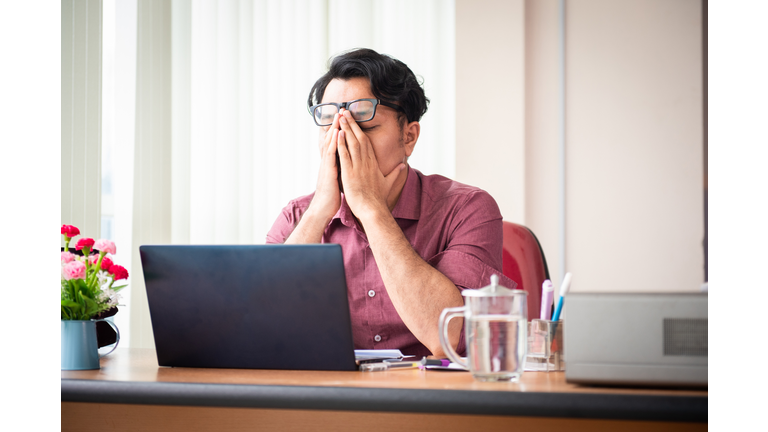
top-left (525, 319), bottom-right (565, 372)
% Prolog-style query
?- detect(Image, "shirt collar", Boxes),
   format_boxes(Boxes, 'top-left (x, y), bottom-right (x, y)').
top-left (391, 166), bottom-right (421, 220)
top-left (333, 194), bottom-right (355, 228)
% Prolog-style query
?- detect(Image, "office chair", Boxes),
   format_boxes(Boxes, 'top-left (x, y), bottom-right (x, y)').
top-left (501, 221), bottom-right (550, 321)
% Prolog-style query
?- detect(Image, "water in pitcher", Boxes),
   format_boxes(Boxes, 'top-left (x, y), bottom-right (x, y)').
top-left (466, 314), bottom-right (527, 381)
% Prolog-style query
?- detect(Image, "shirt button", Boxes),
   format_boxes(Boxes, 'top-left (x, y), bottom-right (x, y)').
top-left (374, 334), bottom-right (382, 342)
top-left (368, 290), bottom-right (375, 297)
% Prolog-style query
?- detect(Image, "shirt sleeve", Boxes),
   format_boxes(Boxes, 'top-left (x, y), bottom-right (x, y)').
top-left (426, 190), bottom-right (517, 291)
top-left (266, 201), bottom-right (303, 244)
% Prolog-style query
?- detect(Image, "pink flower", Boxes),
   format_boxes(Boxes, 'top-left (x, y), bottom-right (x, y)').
top-left (61, 252), bottom-right (75, 264)
top-left (88, 255), bottom-right (99, 265)
top-left (100, 256), bottom-right (114, 271)
top-left (61, 225), bottom-right (80, 238)
top-left (109, 265), bottom-right (129, 281)
top-left (62, 261), bottom-right (86, 280)
top-left (75, 238), bottom-right (95, 251)
top-left (94, 239), bottom-right (117, 255)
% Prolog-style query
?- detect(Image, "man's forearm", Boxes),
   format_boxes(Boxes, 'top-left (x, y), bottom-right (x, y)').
top-left (362, 211), bottom-right (464, 357)
top-left (284, 208), bottom-right (332, 244)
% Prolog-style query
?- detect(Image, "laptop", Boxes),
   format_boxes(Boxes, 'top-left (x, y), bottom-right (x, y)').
top-left (139, 244), bottom-right (360, 371)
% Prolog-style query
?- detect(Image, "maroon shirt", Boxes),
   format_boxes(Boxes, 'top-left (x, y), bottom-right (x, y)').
top-left (266, 167), bottom-right (517, 357)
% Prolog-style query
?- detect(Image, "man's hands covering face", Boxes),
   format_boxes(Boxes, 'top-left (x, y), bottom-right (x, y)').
top-left (336, 109), bottom-right (405, 222)
top-left (311, 109), bottom-right (405, 224)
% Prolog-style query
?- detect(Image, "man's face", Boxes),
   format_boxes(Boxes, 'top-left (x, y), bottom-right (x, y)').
top-left (319, 77), bottom-right (413, 179)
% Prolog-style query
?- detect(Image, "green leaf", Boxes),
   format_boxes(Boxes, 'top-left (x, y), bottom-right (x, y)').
top-left (72, 278), bottom-right (87, 294)
top-left (61, 299), bottom-right (84, 320)
top-left (71, 291), bottom-right (90, 320)
top-left (81, 292), bottom-right (97, 312)
top-left (61, 300), bottom-right (81, 310)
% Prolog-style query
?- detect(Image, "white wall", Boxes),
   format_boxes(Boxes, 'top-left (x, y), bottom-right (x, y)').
top-left (524, 0), bottom-right (561, 284)
top-left (565, 0), bottom-right (703, 292)
top-left (457, 0), bottom-right (705, 292)
top-left (455, 0), bottom-right (526, 225)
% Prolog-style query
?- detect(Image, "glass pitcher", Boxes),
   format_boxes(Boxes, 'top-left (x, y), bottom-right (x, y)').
top-left (439, 274), bottom-right (528, 382)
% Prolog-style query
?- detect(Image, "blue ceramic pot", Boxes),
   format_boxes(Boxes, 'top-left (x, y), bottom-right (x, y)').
top-left (61, 319), bottom-right (120, 370)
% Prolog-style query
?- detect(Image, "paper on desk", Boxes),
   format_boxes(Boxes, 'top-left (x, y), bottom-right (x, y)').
top-left (354, 349), bottom-right (405, 361)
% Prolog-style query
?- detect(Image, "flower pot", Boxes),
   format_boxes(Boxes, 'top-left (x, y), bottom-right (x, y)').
top-left (61, 319), bottom-right (120, 370)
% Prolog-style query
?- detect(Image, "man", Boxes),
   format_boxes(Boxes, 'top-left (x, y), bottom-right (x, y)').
top-left (267, 48), bottom-right (516, 358)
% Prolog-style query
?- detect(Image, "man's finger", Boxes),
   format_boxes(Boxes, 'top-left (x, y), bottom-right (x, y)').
top-left (337, 129), bottom-right (352, 171)
top-left (340, 110), bottom-right (370, 158)
top-left (319, 113), bottom-right (340, 156)
top-left (322, 113), bottom-right (341, 144)
top-left (327, 113), bottom-right (341, 134)
top-left (324, 129), bottom-right (338, 166)
top-left (339, 111), bottom-right (364, 161)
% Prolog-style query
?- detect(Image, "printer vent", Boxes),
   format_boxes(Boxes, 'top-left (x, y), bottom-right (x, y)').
top-left (663, 318), bottom-right (708, 356)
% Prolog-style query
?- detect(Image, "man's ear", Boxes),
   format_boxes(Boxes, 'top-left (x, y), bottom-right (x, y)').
top-left (403, 121), bottom-right (420, 157)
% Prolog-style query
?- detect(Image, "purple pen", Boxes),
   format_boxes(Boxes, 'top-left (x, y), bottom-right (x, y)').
top-left (540, 280), bottom-right (555, 320)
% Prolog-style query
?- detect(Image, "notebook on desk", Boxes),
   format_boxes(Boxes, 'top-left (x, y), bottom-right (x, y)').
top-left (140, 244), bottom-right (362, 371)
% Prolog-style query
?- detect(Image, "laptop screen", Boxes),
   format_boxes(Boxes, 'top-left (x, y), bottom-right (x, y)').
top-left (140, 244), bottom-right (358, 371)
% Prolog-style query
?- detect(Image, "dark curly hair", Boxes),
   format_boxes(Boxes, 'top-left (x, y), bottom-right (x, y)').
top-left (307, 48), bottom-right (429, 123)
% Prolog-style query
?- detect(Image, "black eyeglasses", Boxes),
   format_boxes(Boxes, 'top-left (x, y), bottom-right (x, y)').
top-left (308, 98), bottom-right (405, 127)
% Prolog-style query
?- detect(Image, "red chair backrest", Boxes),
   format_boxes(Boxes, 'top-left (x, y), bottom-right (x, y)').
top-left (502, 221), bottom-right (549, 321)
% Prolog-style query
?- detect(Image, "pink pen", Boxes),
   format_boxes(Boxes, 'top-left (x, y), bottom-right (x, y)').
top-left (540, 280), bottom-right (555, 320)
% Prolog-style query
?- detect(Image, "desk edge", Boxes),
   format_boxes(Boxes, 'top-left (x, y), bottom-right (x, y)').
top-left (61, 379), bottom-right (707, 423)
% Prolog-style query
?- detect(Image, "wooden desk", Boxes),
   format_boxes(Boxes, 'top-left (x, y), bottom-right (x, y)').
top-left (61, 348), bottom-right (706, 432)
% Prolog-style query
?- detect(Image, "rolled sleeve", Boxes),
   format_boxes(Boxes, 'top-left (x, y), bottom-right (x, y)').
top-left (428, 250), bottom-right (517, 291)
top-left (266, 208), bottom-right (294, 244)
top-left (426, 189), bottom-right (517, 290)
top-left (266, 196), bottom-right (313, 244)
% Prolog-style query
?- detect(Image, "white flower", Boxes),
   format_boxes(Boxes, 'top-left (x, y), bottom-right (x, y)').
top-left (97, 270), bottom-right (113, 290)
top-left (98, 287), bottom-right (121, 307)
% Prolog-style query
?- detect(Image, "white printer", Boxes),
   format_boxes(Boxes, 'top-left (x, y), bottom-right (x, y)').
top-left (564, 292), bottom-right (707, 387)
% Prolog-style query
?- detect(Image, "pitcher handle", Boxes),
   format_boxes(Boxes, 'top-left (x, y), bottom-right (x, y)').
top-left (438, 306), bottom-right (468, 369)
top-left (93, 318), bottom-right (120, 359)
